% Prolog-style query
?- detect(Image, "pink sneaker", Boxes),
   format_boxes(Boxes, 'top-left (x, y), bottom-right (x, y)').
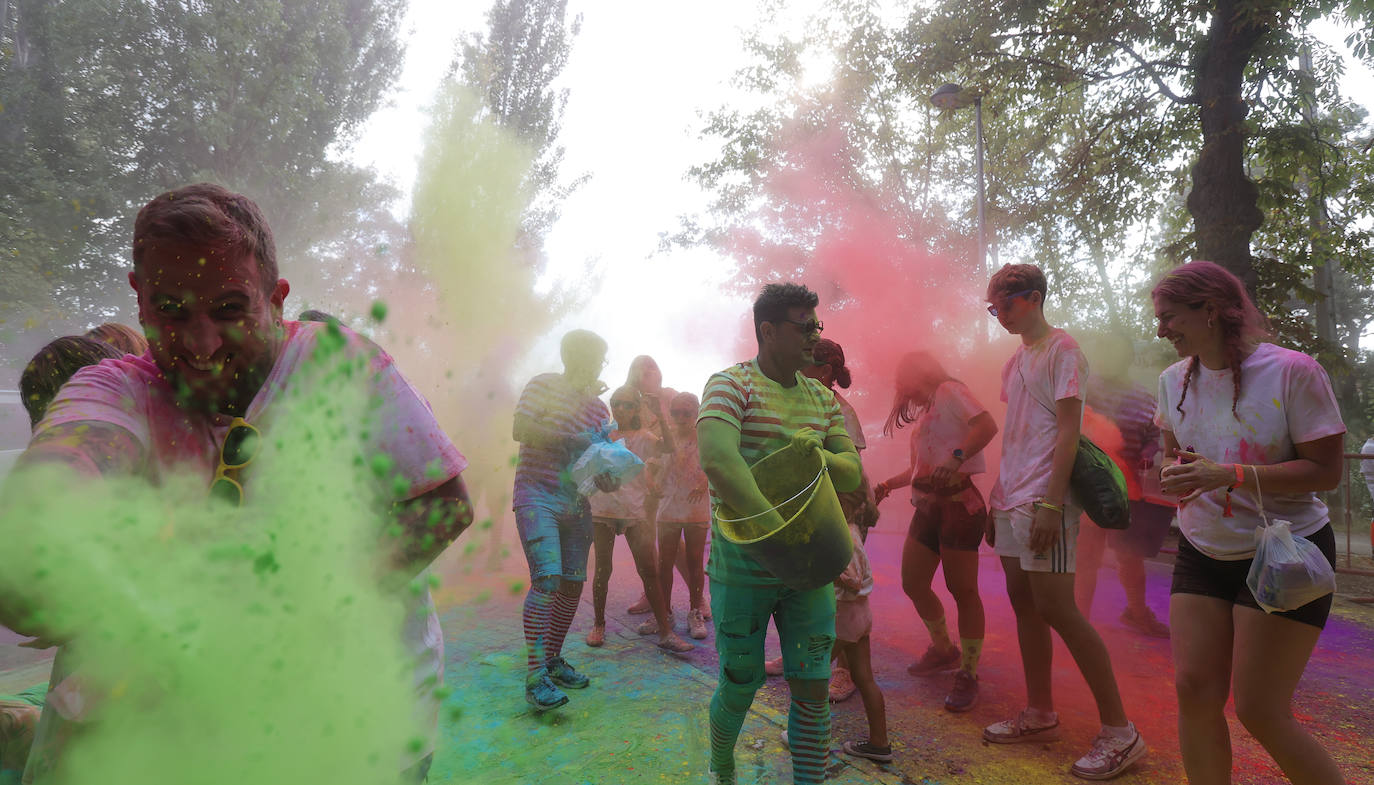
top-left (828, 667), bottom-right (856, 702)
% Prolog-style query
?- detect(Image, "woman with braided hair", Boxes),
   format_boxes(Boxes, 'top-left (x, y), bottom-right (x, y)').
top-left (1153, 260), bottom-right (1348, 784)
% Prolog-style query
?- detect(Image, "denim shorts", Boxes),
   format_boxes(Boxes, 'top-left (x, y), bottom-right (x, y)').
top-left (516, 503), bottom-right (594, 583)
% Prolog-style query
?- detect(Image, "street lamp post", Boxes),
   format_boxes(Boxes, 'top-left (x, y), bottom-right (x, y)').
top-left (930, 83), bottom-right (987, 283)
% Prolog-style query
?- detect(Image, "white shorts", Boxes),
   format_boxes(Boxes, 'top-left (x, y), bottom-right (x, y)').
top-left (993, 502), bottom-right (1082, 574)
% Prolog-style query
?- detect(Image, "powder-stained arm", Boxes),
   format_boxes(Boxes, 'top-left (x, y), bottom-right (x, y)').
top-left (0, 422), bottom-right (146, 638)
top-left (388, 474), bottom-right (474, 574)
top-left (697, 418), bottom-right (786, 535)
top-left (12, 421), bottom-right (146, 480)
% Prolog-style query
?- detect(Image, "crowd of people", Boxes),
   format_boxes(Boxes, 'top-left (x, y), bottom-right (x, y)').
top-left (0, 182), bottom-right (1352, 785)
top-left (511, 264), bottom-right (1348, 785)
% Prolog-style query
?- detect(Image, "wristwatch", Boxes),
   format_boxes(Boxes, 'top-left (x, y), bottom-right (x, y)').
top-left (952, 448), bottom-right (965, 462)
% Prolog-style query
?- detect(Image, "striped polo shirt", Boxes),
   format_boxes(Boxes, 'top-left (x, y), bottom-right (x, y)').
top-left (699, 360), bottom-right (847, 586)
top-left (512, 373), bottom-right (611, 509)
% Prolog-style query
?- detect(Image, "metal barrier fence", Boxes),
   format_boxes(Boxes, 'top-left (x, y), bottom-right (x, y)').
top-left (1338, 453), bottom-right (1374, 574)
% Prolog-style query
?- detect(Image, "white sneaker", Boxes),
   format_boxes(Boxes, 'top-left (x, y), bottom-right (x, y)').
top-left (688, 609), bottom-right (708, 639)
top-left (1070, 725), bottom-right (1146, 780)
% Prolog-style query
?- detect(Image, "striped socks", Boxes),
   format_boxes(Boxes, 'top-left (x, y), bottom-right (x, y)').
top-left (522, 587), bottom-right (554, 674)
top-left (709, 686), bottom-right (753, 779)
top-left (545, 590), bottom-right (580, 662)
top-left (787, 696), bottom-right (830, 785)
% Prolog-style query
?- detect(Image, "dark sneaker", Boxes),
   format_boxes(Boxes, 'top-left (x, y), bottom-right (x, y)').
top-left (524, 669), bottom-right (569, 712)
top-left (983, 710), bottom-right (1061, 744)
top-left (841, 740), bottom-right (894, 763)
top-left (907, 644), bottom-right (961, 676)
top-left (545, 656), bottom-right (589, 689)
top-left (1071, 726), bottom-right (1147, 780)
top-left (1120, 607), bottom-right (1170, 639)
top-left (944, 669), bottom-right (979, 713)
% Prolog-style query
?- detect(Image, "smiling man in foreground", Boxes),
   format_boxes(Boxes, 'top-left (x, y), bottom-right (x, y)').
top-left (1, 183), bottom-right (472, 784)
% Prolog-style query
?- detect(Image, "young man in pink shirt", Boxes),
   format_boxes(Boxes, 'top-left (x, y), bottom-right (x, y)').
top-left (983, 264), bottom-right (1145, 780)
top-left (1, 183), bottom-right (472, 783)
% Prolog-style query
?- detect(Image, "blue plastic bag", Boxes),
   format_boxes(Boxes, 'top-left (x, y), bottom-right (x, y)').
top-left (570, 438), bottom-right (644, 496)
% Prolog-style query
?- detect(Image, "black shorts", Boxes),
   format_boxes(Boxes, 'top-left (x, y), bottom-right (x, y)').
top-left (1170, 523), bottom-right (1336, 629)
top-left (907, 483), bottom-right (988, 553)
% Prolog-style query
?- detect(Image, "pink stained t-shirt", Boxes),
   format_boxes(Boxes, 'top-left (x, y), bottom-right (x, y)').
top-left (990, 329), bottom-right (1087, 511)
top-left (910, 380), bottom-right (989, 498)
top-left (657, 430), bottom-right (710, 524)
top-left (1155, 342), bottom-right (1346, 559)
top-left (33, 319), bottom-right (465, 764)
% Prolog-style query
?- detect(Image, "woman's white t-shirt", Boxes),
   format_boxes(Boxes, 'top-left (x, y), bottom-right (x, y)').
top-left (1155, 343), bottom-right (1346, 560)
top-left (910, 381), bottom-right (988, 501)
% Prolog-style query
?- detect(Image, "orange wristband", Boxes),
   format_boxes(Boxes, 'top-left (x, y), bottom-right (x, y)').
top-left (1229, 464), bottom-right (1244, 490)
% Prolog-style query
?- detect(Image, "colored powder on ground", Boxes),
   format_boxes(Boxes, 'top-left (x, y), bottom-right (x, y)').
top-left (0, 331), bottom-right (428, 784)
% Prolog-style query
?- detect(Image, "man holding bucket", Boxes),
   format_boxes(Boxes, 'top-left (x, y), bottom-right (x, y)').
top-left (697, 283), bottom-right (863, 785)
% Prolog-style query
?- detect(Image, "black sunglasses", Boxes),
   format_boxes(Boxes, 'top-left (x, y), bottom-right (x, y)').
top-left (774, 318), bottom-right (824, 334)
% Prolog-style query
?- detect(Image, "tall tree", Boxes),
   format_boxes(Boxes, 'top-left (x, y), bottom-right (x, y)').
top-left (686, 0), bottom-right (1374, 355)
top-left (0, 0), bottom-right (406, 358)
top-left (454, 0), bottom-right (584, 267)
top-left (399, 0), bottom-right (583, 540)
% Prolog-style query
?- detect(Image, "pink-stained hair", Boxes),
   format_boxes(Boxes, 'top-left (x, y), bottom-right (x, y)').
top-left (1151, 260), bottom-right (1271, 420)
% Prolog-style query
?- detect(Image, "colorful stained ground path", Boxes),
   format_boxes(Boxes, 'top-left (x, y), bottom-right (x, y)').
top-left (4, 525), bottom-right (1373, 784)
top-left (423, 524), bottom-right (1374, 785)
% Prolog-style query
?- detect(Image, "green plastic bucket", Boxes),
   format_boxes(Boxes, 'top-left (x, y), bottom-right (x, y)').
top-left (714, 444), bottom-right (852, 591)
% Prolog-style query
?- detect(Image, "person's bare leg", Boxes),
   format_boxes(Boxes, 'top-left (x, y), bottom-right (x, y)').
top-left (1171, 593), bottom-right (1235, 785)
top-left (657, 525), bottom-right (680, 614)
top-left (902, 535), bottom-right (957, 654)
top-left (1075, 522), bottom-right (1106, 618)
top-left (941, 548), bottom-right (984, 643)
top-left (841, 638), bottom-right (888, 747)
top-left (590, 522), bottom-right (616, 626)
top-left (1027, 571), bottom-right (1127, 726)
top-left (1002, 556), bottom-right (1054, 712)
top-left (683, 525), bottom-right (708, 611)
top-left (1117, 553), bottom-right (1150, 615)
top-left (627, 522), bottom-right (688, 648)
top-left (1232, 606), bottom-right (1346, 784)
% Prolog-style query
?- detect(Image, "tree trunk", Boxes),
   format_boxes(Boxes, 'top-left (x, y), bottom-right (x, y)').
top-left (1185, 0), bottom-right (1267, 296)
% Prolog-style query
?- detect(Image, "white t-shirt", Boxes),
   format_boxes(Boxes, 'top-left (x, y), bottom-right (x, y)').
top-left (1361, 437), bottom-right (1374, 500)
top-left (1155, 343), bottom-right (1346, 559)
top-left (910, 380), bottom-right (988, 500)
top-left (990, 329), bottom-right (1087, 511)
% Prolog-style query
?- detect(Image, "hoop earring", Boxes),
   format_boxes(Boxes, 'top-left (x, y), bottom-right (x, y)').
top-left (1207, 317), bottom-right (1214, 329)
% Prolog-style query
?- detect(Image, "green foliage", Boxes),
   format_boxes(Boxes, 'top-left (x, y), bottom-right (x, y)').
top-left (454, 0), bottom-right (586, 261)
top-left (685, 0), bottom-right (1374, 418)
top-left (0, 0), bottom-right (406, 354)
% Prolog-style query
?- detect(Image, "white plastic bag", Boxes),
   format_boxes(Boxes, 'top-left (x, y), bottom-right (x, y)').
top-left (1246, 519), bottom-right (1336, 613)
top-left (570, 438), bottom-right (644, 496)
